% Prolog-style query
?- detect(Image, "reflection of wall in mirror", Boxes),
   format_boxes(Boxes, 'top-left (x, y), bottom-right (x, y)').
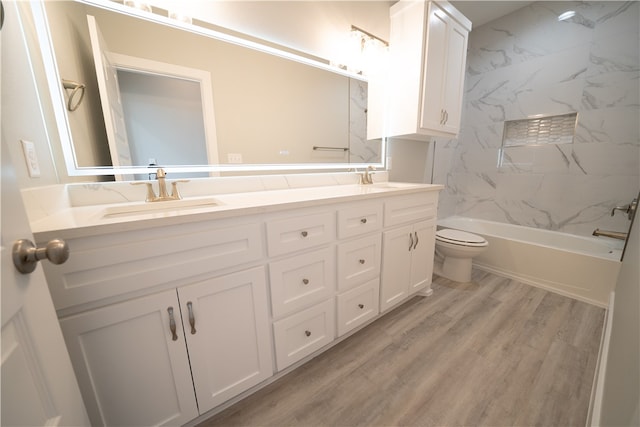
top-left (44, 1), bottom-right (378, 168)
top-left (45, 1), bottom-right (112, 168)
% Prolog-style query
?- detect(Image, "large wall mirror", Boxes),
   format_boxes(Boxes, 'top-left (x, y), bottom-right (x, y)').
top-left (36, 0), bottom-right (385, 178)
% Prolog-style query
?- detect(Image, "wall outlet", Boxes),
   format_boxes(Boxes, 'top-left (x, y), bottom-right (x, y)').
top-left (227, 153), bottom-right (243, 164)
top-left (21, 140), bottom-right (41, 178)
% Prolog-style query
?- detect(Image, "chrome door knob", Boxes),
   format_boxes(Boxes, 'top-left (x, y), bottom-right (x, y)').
top-left (12, 238), bottom-right (69, 274)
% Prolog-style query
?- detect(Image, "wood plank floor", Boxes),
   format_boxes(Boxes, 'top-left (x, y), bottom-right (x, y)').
top-left (198, 269), bottom-right (605, 427)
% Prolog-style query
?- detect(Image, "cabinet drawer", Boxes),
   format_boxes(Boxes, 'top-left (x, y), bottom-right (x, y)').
top-left (273, 299), bottom-right (335, 371)
top-left (337, 278), bottom-right (380, 337)
top-left (44, 220), bottom-right (264, 311)
top-left (269, 247), bottom-right (335, 318)
top-left (337, 234), bottom-right (381, 292)
top-left (384, 193), bottom-right (438, 227)
top-left (266, 211), bottom-right (335, 257)
top-left (337, 202), bottom-right (383, 239)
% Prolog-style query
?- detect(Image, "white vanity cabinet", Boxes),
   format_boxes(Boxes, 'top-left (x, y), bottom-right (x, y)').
top-left (380, 193), bottom-right (438, 312)
top-left (35, 183), bottom-right (442, 426)
top-left (59, 266), bottom-right (273, 426)
top-left (368, 0), bottom-right (471, 140)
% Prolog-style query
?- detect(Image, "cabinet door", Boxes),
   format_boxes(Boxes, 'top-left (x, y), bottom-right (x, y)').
top-left (380, 226), bottom-right (412, 312)
top-left (441, 17), bottom-right (469, 133)
top-left (409, 219), bottom-right (437, 293)
top-left (420, 2), bottom-right (469, 136)
top-left (59, 290), bottom-right (198, 427)
top-left (179, 267), bottom-right (273, 414)
top-left (420, 3), bottom-right (449, 133)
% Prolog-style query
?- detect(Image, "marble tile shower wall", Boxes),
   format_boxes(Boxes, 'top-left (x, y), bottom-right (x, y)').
top-left (435, 1), bottom-right (639, 237)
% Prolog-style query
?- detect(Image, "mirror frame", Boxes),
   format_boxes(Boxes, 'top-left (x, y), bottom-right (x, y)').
top-left (31, 0), bottom-right (386, 177)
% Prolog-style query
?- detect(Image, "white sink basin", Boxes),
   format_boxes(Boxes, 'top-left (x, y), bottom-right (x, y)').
top-left (102, 197), bottom-right (221, 217)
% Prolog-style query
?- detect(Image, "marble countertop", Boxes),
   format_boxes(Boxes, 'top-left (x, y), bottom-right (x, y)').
top-left (28, 180), bottom-right (443, 239)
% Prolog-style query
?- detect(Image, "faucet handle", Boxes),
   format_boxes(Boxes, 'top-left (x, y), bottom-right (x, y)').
top-left (131, 181), bottom-right (157, 202)
top-left (170, 180), bottom-right (190, 200)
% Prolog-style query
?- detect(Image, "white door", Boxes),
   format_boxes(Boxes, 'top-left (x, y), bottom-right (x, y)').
top-left (87, 14), bottom-right (133, 176)
top-left (1, 144), bottom-right (89, 426)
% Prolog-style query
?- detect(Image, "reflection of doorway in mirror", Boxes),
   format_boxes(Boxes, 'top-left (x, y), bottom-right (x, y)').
top-left (108, 54), bottom-right (220, 179)
top-left (349, 79), bottom-right (381, 164)
top-left (117, 70), bottom-right (210, 180)
top-left (88, 12), bottom-right (219, 179)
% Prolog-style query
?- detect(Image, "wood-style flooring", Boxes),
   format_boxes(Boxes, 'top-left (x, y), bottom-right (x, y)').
top-left (198, 269), bottom-right (605, 427)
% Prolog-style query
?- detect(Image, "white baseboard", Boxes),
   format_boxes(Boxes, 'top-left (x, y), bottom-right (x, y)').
top-left (588, 291), bottom-right (615, 426)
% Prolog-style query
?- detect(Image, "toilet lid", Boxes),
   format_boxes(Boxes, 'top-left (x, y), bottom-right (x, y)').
top-left (436, 229), bottom-right (487, 246)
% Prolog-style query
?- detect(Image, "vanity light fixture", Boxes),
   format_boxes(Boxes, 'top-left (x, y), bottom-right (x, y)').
top-left (334, 26), bottom-right (388, 76)
top-left (558, 11), bottom-right (576, 21)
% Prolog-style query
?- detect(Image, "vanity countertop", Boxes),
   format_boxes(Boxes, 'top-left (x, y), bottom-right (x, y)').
top-left (27, 182), bottom-right (444, 239)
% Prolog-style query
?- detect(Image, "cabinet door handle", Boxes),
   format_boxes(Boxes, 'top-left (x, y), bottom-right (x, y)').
top-left (440, 109), bottom-right (445, 125)
top-left (360, 218), bottom-right (367, 224)
top-left (305, 330), bottom-right (311, 337)
top-left (187, 301), bottom-right (196, 335)
top-left (444, 110), bottom-right (449, 124)
top-left (409, 232), bottom-right (414, 251)
top-left (167, 307), bottom-right (178, 341)
top-left (413, 231), bottom-right (419, 250)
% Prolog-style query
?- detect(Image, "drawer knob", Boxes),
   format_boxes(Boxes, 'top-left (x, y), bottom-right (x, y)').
top-left (360, 218), bottom-right (367, 224)
top-left (305, 330), bottom-right (311, 337)
top-left (358, 304), bottom-right (365, 309)
top-left (302, 278), bottom-right (310, 285)
top-left (301, 231), bottom-right (308, 237)
top-left (359, 259), bottom-right (366, 264)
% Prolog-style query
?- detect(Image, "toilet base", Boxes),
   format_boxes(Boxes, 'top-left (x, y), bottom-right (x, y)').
top-left (440, 256), bottom-right (473, 283)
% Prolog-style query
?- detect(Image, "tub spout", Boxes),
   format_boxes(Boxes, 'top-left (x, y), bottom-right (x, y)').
top-left (592, 229), bottom-right (627, 240)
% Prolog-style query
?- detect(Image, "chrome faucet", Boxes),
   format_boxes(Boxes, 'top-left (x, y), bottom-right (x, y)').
top-left (132, 168), bottom-right (189, 202)
top-left (593, 229), bottom-right (627, 240)
top-left (359, 166), bottom-right (376, 185)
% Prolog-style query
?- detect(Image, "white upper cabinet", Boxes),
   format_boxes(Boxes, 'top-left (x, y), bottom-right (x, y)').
top-left (368, 1), bottom-right (471, 141)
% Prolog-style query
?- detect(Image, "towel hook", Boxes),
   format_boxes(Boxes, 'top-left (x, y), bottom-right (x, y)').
top-left (62, 79), bottom-right (86, 111)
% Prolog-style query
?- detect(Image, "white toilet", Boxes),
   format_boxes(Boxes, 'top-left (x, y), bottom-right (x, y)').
top-left (434, 228), bottom-right (489, 283)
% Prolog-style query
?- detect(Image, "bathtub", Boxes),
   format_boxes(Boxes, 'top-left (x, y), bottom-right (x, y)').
top-left (437, 216), bottom-right (623, 307)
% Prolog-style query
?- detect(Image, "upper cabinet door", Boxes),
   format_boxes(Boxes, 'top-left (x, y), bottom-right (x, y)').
top-left (420, 5), bottom-right (449, 133)
top-left (439, 13), bottom-right (469, 134)
top-left (420, 2), bottom-right (469, 135)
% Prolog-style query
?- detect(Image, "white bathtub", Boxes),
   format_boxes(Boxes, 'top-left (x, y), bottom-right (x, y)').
top-left (437, 216), bottom-right (623, 307)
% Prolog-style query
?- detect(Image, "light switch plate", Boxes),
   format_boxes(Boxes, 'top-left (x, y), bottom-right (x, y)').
top-left (21, 140), bottom-right (41, 177)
